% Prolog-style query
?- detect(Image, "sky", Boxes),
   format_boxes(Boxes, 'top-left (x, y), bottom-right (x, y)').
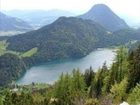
top-left (1, 0), bottom-right (140, 27)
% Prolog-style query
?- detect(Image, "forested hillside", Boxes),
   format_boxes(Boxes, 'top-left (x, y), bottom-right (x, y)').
top-left (6, 17), bottom-right (140, 64)
top-left (0, 53), bottom-right (26, 86)
top-left (6, 17), bottom-right (110, 64)
top-left (0, 40), bottom-right (37, 86)
top-left (0, 45), bottom-right (140, 105)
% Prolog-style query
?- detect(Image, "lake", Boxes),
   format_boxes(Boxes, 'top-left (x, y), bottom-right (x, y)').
top-left (17, 48), bottom-right (116, 85)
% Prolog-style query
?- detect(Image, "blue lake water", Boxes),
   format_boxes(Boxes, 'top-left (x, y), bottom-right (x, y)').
top-left (17, 48), bottom-right (116, 85)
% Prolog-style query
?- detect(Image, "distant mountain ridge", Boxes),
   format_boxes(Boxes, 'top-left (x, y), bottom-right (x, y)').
top-left (4, 10), bottom-right (75, 28)
top-left (79, 4), bottom-right (129, 32)
top-left (0, 12), bottom-right (32, 32)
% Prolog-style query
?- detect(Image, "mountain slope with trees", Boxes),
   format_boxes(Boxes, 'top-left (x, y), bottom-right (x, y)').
top-left (0, 53), bottom-right (27, 86)
top-left (6, 17), bottom-right (140, 64)
top-left (6, 17), bottom-right (111, 64)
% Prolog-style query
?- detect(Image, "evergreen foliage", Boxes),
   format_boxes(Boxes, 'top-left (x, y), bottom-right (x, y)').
top-left (0, 45), bottom-right (140, 105)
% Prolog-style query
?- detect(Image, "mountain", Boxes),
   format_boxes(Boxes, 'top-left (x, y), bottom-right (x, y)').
top-left (138, 28), bottom-right (140, 32)
top-left (4, 10), bottom-right (75, 28)
top-left (6, 17), bottom-right (112, 64)
top-left (112, 28), bottom-right (140, 45)
top-left (0, 17), bottom-right (112, 86)
top-left (0, 12), bottom-right (32, 32)
top-left (0, 17), bottom-right (140, 86)
top-left (79, 4), bottom-right (129, 32)
top-left (120, 15), bottom-right (140, 28)
top-left (6, 17), bottom-right (140, 64)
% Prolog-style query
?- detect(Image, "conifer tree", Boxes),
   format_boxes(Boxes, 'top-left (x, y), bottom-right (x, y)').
top-left (127, 45), bottom-right (140, 92)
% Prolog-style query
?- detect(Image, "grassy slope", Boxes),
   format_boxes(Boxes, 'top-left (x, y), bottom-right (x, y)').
top-left (0, 41), bottom-right (38, 57)
top-left (21, 47), bottom-right (38, 57)
top-left (0, 41), bottom-right (8, 56)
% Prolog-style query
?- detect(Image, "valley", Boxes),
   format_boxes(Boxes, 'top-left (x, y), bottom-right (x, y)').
top-left (0, 4), bottom-right (140, 87)
top-left (0, 2), bottom-right (140, 105)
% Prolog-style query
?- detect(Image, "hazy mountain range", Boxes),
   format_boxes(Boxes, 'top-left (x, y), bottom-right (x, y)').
top-left (79, 4), bottom-right (129, 32)
top-left (0, 12), bottom-right (32, 31)
top-left (2, 4), bottom-right (140, 34)
top-left (4, 10), bottom-right (75, 28)
top-left (0, 12), bottom-right (33, 36)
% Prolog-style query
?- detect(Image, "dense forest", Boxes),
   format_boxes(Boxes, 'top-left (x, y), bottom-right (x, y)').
top-left (0, 45), bottom-right (140, 105)
top-left (0, 53), bottom-right (27, 86)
